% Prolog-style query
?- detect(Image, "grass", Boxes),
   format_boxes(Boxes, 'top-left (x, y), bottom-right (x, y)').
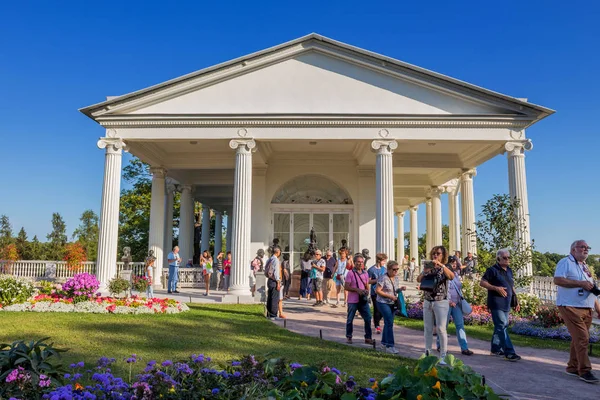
top-left (396, 317), bottom-right (573, 353)
top-left (0, 304), bottom-right (409, 383)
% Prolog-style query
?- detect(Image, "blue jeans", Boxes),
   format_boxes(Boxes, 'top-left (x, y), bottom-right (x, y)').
top-left (436, 304), bottom-right (469, 351)
top-left (346, 302), bottom-right (372, 339)
top-left (168, 265), bottom-right (179, 292)
top-left (146, 284), bottom-right (154, 298)
top-left (377, 302), bottom-right (395, 347)
top-left (490, 308), bottom-right (515, 355)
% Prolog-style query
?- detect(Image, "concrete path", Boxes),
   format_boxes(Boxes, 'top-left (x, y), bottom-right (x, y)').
top-left (273, 298), bottom-right (600, 400)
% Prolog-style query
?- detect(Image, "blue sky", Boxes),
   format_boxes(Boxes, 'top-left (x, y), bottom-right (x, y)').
top-left (1, 0), bottom-right (598, 254)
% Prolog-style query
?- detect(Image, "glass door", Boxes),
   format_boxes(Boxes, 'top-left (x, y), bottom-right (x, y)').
top-left (273, 213), bottom-right (291, 262)
top-left (292, 213), bottom-right (310, 271)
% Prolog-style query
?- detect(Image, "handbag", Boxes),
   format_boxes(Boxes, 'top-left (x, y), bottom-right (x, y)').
top-left (352, 270), bottom-right (370, 306)
top-left (419, 273), bottom-right (438, 292)
top-left (397, 291), bottom-right (408, 317)
top-left (450, 279), bottom-right (472, 316)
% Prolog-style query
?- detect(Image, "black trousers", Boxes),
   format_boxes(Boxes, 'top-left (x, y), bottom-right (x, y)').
top-left (371, 295), bottom-right (383, 328)
top-left (266, 279), bottom-right (280, 318)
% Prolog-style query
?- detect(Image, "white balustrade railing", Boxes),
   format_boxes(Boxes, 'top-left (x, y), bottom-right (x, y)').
top-left (530, 276), bottom-right (599, 303)
top-left (0, 260), bottom-right (146, 281)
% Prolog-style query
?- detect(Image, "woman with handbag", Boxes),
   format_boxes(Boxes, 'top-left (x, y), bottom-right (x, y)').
top-left (417, 245), bottom-right (455, 365)
top-left (436, 256), bottom-right (474, 356)
top-left (375, 260), bottom-right (407, 354)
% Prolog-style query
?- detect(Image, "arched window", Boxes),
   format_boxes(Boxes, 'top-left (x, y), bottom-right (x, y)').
top-left (271, 175), bottom-right (352, 205)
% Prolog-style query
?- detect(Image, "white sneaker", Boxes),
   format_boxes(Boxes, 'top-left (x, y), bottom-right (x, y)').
top-left (439, 355), bottom-right (447, 366)
top-left (386, 347), bottom-right (399, 354)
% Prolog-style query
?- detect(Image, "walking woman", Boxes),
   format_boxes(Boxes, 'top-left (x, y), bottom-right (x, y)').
top-left (282, 253), bottom-right (292, 299)
top-left (436, 255), bottom-right (474, 355)
top-left (417, 245), bottom-right (454, 365)
top-left (222, 251), bottom-right (231, 292)
top-left (375, 260), bottom-right (407, 354)
top-left (201, 250), bottom-right (213, 296)
top-left (299, 251), bottom-right (312, 301)
top-left (334, 248), bottom-right (350, 307)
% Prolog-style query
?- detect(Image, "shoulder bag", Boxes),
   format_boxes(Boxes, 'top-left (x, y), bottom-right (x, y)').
top-left (419, 271), bottom-right (439, 292)
top-left (450, 279), bottom-right (472, 316)
top-left (352, 270), bottom-right (370, 306)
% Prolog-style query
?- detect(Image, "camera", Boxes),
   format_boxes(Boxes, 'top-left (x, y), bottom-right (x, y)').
top-left (591, 285), bottom-right (600, 297)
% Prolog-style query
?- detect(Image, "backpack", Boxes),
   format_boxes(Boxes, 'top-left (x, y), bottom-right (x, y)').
top-left (264, 257), bottom-right (275, 280)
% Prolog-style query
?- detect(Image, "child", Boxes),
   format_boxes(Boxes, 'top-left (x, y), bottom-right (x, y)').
top-left (223, 251), bottom-right (231, 292)
top-left (145, 258), bottom-right (154, 298)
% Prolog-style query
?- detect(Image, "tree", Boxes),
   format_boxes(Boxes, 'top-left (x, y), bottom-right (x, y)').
top-left (473, 194), bottom-right (534, 286)
top-left (15, 227), bottom-right (30, 260)
top-left (29, 235), bottom-right (45, 260)
top-left (0, 215), bottom-right (13, 248)
top-left (46, 213), bottom-right (68, 260)
top-left (119, 158), bottom-right (152, 262)
top-left (63, 242), bottom-right (87, 271)
top-left (73, 210), bottom-right (99, 261)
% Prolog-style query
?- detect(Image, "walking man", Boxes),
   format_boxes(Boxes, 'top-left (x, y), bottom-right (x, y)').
top-left (463, 252), bottom-right (476, 278)
top-left (167, 246), bottom-right (181, 294)
top-left (344, 254), bottom-right (374, 345)
top-left (266, 245), bottom-right (281, 319)
top-left (480, 249), bottom-right (521, 361)
top-left (311, 250), bottom-right (326, 306)
top-left (368, 253), bottom-right (388, 335)
top-left (554, 240), bottom-right (599, 384)
top-left (213, 251), bottom-right (224, 290)
top-left (323, 250), bottom-right (336, 305)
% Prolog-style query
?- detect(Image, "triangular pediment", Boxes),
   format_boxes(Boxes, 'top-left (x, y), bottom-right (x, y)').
top-left (81, 34), bottom-right (552, 121)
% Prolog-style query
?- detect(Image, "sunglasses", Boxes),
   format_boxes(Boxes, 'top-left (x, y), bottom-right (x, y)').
top-left (501, 256), bottom-right (511, 260)
top-left (391, 268), bottom-right (400, 271)
top-left (433, 252), bottom-right (442, 256)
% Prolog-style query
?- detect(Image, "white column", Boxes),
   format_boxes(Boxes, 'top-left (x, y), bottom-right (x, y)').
top-left (226, 207), bottom-right (233, 252)
top-left (425, 198), bottom-right (432, 253)
top-left (448, 188), bottom-right (461, 254)
top-left (228, 138), bottom-right (255, 296)
top-left (201, 206), bottom-right (211, 253)
top-left (96, 137), bottom-right (125, 289)
top-left (409, 206), bottom-right (419, 265)
top-left (148, 167), bottom-right (167, 282)
top-left (429, 187), bottom-right (443, 248)
top-left (372, 139), bottom-right (397, 256)
top-left (178, 185), bottom-right (194, 267)
top-left (163, 183), bottom-right (175, 270)
top-left (214, 211), bottom-right (223, 257)
top-left (506, 140), bottom-right (533, 276)
top-left (460, 169), bottom-right (477, 256)
top-left (396, 212), bottom-right (405, 262)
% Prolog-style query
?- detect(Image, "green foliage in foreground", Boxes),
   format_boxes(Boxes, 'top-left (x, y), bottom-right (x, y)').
top-left (0, 304), bottom-right (406, 383)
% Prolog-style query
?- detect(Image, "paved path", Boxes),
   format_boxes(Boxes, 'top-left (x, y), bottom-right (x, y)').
top-left (273, 299), bottom-right (600, 400)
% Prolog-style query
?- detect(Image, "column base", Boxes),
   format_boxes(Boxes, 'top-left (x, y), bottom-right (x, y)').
top-left (221, 293), bottom-right (256, 304)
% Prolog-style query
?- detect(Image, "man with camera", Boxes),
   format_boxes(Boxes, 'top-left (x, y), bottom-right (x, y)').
top-left (344, 254), bottom-right (374, 345)
top-left (554, 240), bottom-right (600, 384)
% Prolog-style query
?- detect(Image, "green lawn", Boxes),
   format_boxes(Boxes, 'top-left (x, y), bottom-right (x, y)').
top-left (396, 317), bottom-right (573, 353)
top-left (0, 304), bottom-right (409, 383)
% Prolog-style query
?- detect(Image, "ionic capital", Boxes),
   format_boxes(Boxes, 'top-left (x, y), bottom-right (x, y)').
top-left (504, 140), bottom-right (533, 157)
top-left (396, 211), bottom-right (405, 218)
top-left (150, 167), bottom-right (167, 179)
top-left (427, 186), bottom-right (444, 197)
top-left (97, 138), bottom-right (127, 154)
top-left (460, 168), bottom-right (477, 180)
top-left (229, 138), bottom-right (256, 154)
top-left (180, 184), bottom-right (193, 194)
top-left (371, 139), bottom-right (398, 154)
top-left (409, 205), bottom-right (418, 212)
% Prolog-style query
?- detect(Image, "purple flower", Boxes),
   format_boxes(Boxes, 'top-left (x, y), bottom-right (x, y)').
top-left (231, 361), bottom-right (241, 366)
top-left (290, 363), bottom-right (302, 369)
top-left (5, 369), bottom-right (19, 383)
top-left (161, 360), bottom-right (173, 367)
top-left (233, 371), bottom-right (241, 378)
top-left (369, 377), bottom-right (376, 383)
top-left (175, 362), bottom-right (193, 375)
top-left (191, 354), bottom-right (205, 363)
top-left (125, 354), bottom-right (139, 363)
top-left (96, 357), bottom-right (116, 369)
top-left (331, 367), bottom-right (341, 375)
top-left (212, 388), bottom-right (220, 394)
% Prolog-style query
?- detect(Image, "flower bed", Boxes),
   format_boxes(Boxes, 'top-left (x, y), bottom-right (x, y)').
top-left (2, 350), bottom-right (501, 400)
top-left (0, 273), bottom-right (189, 314)
top-left (405, 301), bottom-right (525, 326)
top-left (511, 321), bottom-right (600, 343)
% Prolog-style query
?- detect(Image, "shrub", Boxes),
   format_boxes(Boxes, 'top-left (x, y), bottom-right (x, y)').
top-left (0, 275), bottom-right (35, 306)
top-left (0, 244), bottom-right (20, 273)
top-left (108, 277), bottom-right (130, 297)
top-left (513, 293), bottom-right (541, 318)
top-left (0, 337), bottom-right (67, 399)
top-left (461, 278), bottom-right (488, 306)
top-left (37, 280), bottom-right (56, 295)
top-left (132, 275), bottom-right (150, 292)
top-left (63, 242), bottom-right (87, 271)
top-left (62, 273), bottom-right (99, 302)
top-left (535, 305), bottom-right (563, 328)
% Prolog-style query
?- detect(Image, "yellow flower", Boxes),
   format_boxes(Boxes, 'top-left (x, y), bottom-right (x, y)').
top-left (432, 380), bottom-right (441, 391)
top-left (74, 383), bottom-right (83, 390)
top-left (424, 367), bottom-right (438, 378)
top-left (169, 386), bottom-right (176, 393)
top-left (417, 395), bottom-right (423, 400)
top-left (371, 381), bottom-right (378, 389)
top-left (301, 381), bottom-right (308, 387)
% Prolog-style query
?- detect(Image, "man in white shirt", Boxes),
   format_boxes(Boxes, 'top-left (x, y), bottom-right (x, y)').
top-left (167, 246), bottom-right (182, 294)
top-left (554, 240), bottom-right (600, 384)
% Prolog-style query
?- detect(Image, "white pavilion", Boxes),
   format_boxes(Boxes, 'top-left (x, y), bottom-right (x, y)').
top-left (80, 34), bottom-right (553, 298)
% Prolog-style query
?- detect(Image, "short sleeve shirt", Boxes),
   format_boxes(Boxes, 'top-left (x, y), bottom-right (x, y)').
top-left (554, 255), bottom-right (596, 308)
top-left (482, 264), bottom-right (514, 312)
top-left (301, 260), bottom-right (312, 272)
top-left (376, 273), bottom-right (400, 304)
top-left (324, 257), bottom-right (336, 279)
top-left (422, 267), bottom-right (448, 302)
top-left (311, 259), bottom-right (326, 280)
top-left (368, 265), bottom-right (387, 296)
top-left (345, 269), bottom-right (369, 304)
top-left (167, 252), bottom-right (180, 267)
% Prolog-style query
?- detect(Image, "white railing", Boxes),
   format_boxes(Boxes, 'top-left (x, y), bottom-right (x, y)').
top-left (0, 260), bottom-right (146, 280)
top-left (161, 268), bottom-right (206, 289)
top-left (530, 275), bottom-right (599, 303)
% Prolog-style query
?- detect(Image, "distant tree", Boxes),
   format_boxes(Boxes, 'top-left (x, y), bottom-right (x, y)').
top-left (0, 215), bottom-right (13, 248)
top-left (15, 227), bottom-right (30, 260)
top-left (0, 243), bottom-right (19, 273)
top-left (63, 242), bottom-right (87, 271)
top-left (73, 210), bottom-right (99, 261)
top-left (29, 235), bottom-right (45, 260)
top-left (46, 213), bottom-right (68, 260)
top-left (473, 194), bottom-right (534, 287)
